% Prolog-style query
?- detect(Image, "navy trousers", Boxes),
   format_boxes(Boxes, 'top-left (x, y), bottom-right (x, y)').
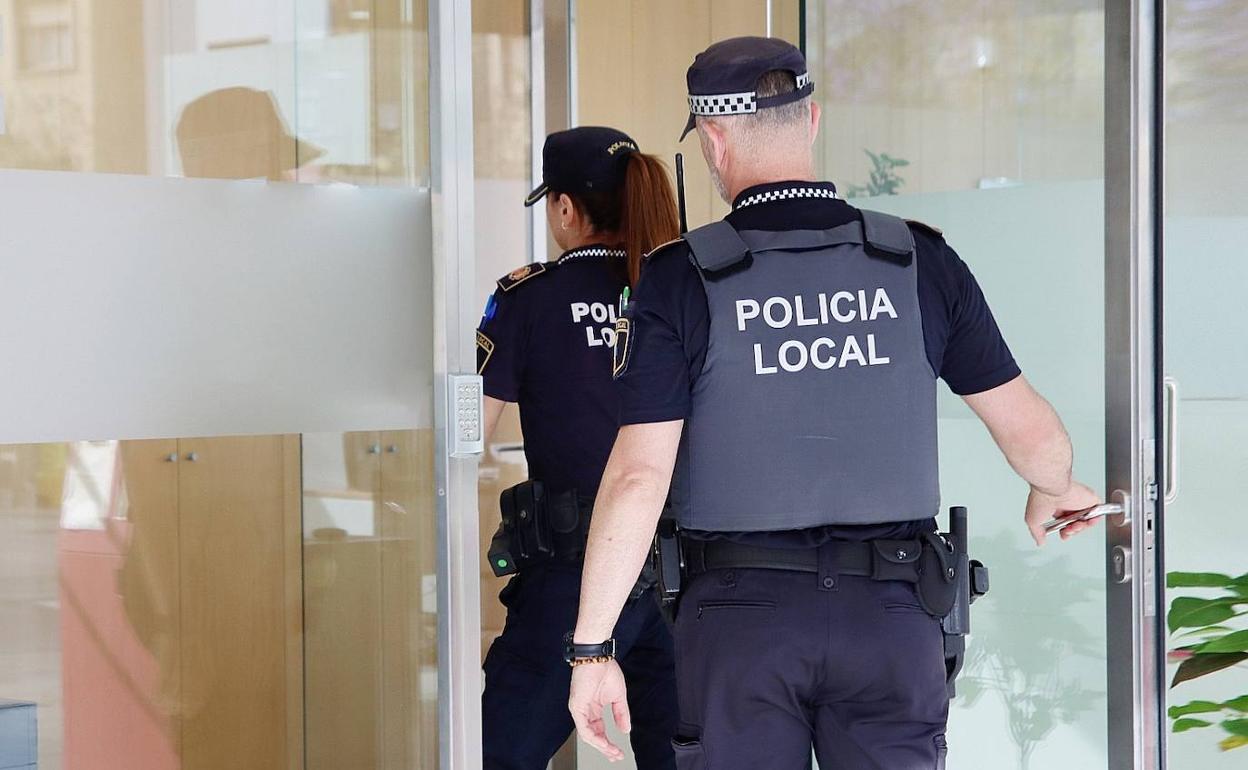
top-left (671, 569), bottom-right (949, 770)
top-left (482, 563), bottom-right (679, 770)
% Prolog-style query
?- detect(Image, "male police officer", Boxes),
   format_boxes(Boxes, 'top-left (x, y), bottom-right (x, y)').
top-left (564, 37), bottom-right (1100, 769)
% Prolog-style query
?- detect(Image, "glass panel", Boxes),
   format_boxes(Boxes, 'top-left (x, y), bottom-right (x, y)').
top-left (0, 1), bottom-right (437, 768)
top-left (1162, 2), bottom-right (1248, 766)
top-left (808, 3), bottom-right (1108, 768)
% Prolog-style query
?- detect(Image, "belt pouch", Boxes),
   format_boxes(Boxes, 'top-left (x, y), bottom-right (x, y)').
top-left (870, 539), bottom-right (922, 583)
top-left (916, 532), bottom-right (958, 618)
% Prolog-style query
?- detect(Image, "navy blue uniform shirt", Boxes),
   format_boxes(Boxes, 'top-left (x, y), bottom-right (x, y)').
top-left (618, 180), bottom-right (1021, 546)
top-left (478, 245), bottom-right (629, 496)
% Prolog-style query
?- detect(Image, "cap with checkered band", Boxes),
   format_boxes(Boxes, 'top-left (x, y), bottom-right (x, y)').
top-left (680, 36), bottom-right (814, 141)
top-left (524, 126), bottom-right (640, 207)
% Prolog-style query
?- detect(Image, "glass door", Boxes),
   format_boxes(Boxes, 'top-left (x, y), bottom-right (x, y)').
top-left (804, 2), bottom-right (1111, 767)
top-left (1159, 1), bottom-right (1248, 767)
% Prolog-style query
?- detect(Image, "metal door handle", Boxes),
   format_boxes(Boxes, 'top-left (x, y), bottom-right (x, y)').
top-left (1164, 376), bottom-right (1179, 504)
top-left (165, 453), bottom-right (178, 462)
top-left (387, 445), bottom-right (399, 454)
top-left (367, 443), bottom-right (381, 455)
top-left (186, 452), bottom-right (199, 462)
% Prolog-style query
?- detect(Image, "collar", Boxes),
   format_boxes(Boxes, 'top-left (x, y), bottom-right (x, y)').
top-left (731, 180), bottom-right (839, 211)
top-left (557, 244), bottom-right (627, 264)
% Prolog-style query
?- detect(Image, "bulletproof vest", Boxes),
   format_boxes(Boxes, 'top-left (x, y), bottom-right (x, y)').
top-left (670, 210), bottom-right (939, 532)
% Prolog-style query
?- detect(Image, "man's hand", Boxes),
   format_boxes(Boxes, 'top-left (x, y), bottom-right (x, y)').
top-left (1025, 481), bottom-right (1103, 545)
top-left (569, 660), bottom-right (630, 762)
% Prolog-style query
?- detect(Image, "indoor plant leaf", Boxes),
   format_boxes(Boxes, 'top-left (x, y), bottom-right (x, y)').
top-left (1172, 652), bottom-right (1248, 686)
top-left (1168, 597), bottom-right (1240, 633)
top-left (1169, 700), bottom-right (1224, 718)
top-left (1222, 719), bottom-right (1248, 738)
top-left (1168, 572), bottom-right (1233, 588)
top-left (1197, 629), bottom-right (1248, 654)
top-left (1177, 625), bottom-right (1234, 639)
top-left (1173, 718), bottom-right (1213, 732)
top-left (1219, 734), bottom-right (1248, 751)
top-left (1224, 695), bottom-right (1248, 713)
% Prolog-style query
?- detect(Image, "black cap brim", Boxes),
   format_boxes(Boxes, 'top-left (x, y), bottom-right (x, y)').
top-left (679, 113), bottom-right (697, 142)
top-left (523, 182), bottom-right (549, 207)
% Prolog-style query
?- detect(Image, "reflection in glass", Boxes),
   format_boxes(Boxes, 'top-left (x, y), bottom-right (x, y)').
top-left (810, 0), bottom-right (1103, 196)
top-left (303, 431), bottom-right (439, 770)
top-left (0, 0), bottom-right (429, 185)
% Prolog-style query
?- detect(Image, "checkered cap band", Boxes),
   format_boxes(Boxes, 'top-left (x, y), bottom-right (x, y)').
top-left (559, 247), bottom-right (627, 264)
top-left (687, 71), bottom-right (812, 118)
top-left (735, 186), bottom-right (839, 210)
top-left (688, 91), bottom-right (758, 117)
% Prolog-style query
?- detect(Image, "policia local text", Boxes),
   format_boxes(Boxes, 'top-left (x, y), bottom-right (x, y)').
top-left (737, 287), bottom-right (897, 375)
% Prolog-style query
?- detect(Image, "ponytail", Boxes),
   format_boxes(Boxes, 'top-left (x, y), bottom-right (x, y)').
top-left (554, 151), bottom-right (679, 287)
top-left (620, 153), bottom-right (680, 286)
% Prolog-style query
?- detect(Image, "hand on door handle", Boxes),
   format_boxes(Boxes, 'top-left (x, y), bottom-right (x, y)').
top-left (1042, 502), bottom-right (1126, 536)
top-left (1025, 481), bottom-right (1104, 545)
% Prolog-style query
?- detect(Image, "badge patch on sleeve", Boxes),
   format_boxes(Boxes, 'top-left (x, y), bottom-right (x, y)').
top-left (611, 317), bottom-right (632, 379)
top-left (476, 330), bottom-right (495, 375)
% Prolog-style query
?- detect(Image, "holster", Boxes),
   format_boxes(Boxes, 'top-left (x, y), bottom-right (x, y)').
top-left (650, 507), bottom-right (683, 623)
top-left (488, 481), bottom-right (658, 599)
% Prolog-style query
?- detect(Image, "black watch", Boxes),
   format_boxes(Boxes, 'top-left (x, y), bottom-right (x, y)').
top-left (562, 631), bottom-right (616, 666)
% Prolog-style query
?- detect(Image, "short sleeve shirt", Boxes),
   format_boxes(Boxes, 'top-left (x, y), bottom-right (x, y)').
top-left (477, 247), bottom-right (631, 496)
top-left (616, 181), bottom-right (1021, 544)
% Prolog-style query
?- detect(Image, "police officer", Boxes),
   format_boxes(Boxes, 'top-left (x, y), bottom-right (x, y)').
top-left (477, 126), bottom-right (681, 770)
top-left (566, 38), bottom-right (1101, 769)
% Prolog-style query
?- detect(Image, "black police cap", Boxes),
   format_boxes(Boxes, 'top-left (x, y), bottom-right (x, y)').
top-left (524, 126), bottom-right (639, 207)
top-left (680, 36), bottom-right (813, 141)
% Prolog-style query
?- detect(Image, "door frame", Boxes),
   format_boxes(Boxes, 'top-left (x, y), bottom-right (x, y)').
top-left (429, 1), bottom-right (484, 769)
top-left (1105, 0), bottom-right (1167, 767)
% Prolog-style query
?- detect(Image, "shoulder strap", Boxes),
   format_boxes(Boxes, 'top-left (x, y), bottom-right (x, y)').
top-left (684, 221), bottom-right (751, 273)
top-left (860, 209), bottom-right (915, 264)
top-left (496, 261), bottom-right (550, 292)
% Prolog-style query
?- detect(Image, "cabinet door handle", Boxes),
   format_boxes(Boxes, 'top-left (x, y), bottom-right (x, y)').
top-left (387, 445), bottom-right (399, 454)
top-left (186, 452), bottom-right (199, 462)
top-left (165, 453), bottom-right (178, 462)
top-left (367, 443), bottom-right (382, 455)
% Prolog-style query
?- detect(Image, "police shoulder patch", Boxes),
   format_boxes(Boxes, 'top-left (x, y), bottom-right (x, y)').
top-left (643, 237), bottom-right (686, 261)
top-left (475, 329), bottom-right (495, 375)
top-left (905, 219), bottom-right (945, 239)
top-left (611, 317), bottom-right (633, 379)
top-left (496, 261), bottom-right (550, 292)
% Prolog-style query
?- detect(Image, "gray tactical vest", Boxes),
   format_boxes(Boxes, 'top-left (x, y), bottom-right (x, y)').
top-left (670, 210), bottom-right (939, 532)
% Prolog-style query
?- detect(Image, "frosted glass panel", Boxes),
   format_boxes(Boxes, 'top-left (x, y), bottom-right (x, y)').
top-left (0, 169), bottom-right (433, 443)
top-left (860, 183), bottom-right (1108, 769)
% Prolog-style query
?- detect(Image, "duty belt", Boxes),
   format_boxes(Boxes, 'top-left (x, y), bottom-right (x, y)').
top-left (683, 537), bottom-right (927, 583)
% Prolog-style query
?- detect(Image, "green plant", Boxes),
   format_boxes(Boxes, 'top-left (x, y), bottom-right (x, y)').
top-left (844, 149), bottom-right (909, 198)
top-left (1166, 571), bottom-right (1248, 751)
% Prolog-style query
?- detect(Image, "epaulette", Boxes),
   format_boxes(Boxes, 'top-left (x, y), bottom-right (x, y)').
top-left (905, 219), bottom-right (944, 239)
top-left (643, 236), bottom-right (687, 261)
top-left (496, 261), bottom-right (550, 292)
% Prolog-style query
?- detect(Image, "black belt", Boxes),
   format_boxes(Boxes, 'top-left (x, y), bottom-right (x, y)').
top-left (683, 537), bottom-right (924, 581)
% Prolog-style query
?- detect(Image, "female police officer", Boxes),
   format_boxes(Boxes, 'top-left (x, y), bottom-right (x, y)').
top-left (476, 126), bottom-right (681, 770)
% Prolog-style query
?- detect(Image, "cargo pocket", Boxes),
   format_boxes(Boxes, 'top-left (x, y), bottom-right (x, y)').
top-left (671, 737), bottom-right (706, 770)
top-left (934, 734), bottom-right (948, 770)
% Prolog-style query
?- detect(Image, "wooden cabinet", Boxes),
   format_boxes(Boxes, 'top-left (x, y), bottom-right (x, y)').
top-left (303, 430), bottom-right (438, 770)
top-left (60, 436), bottom-right (303, 770)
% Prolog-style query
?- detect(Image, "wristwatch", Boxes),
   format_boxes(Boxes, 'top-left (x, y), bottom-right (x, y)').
top-left (562, 631), bottom-right (616, 667)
